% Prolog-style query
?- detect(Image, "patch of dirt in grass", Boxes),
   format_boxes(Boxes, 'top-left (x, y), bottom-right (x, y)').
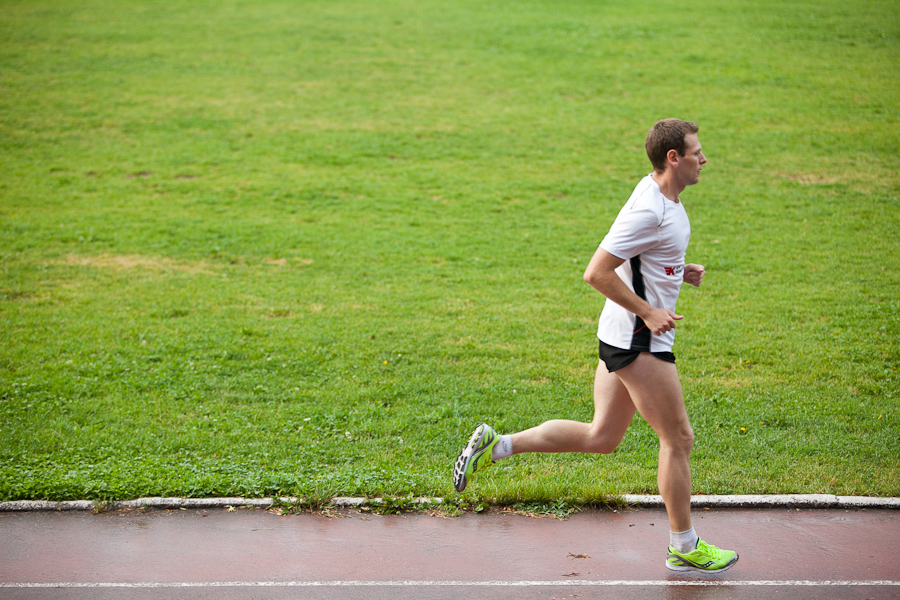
top-left (60, 254), bottom-right (215, 274)
top-left (1, 289), bottom-right (37, 301)
top-left (264, 257), bottom-right (314, 267)
top-left (775, 173), bottom-right (842, 185)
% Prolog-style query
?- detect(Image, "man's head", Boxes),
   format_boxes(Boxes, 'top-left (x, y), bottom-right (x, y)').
top-left (645, 119), bottom-right (700, 173)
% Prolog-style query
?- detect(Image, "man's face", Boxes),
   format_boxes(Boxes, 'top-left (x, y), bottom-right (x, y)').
top-left (677, 133), bottom-right (707, 186)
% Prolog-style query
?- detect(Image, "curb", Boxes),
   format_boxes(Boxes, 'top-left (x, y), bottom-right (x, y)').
top-left (1, 494), bottom-right (898, 512)
top-left (0, 496), bottom-right (439, 512)
top-left (623, 494), bottom-right (900, 509)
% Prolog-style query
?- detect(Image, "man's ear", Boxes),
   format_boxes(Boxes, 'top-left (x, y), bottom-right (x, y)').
top-left (666, 148), bottom-right (680, 168)
top-left (666, 148), bottom-right (679, 166)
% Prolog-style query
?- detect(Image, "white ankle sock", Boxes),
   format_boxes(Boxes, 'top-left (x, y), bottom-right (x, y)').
top-left (670, 527), bottom-right (699, 553)
top-left (491, 435), bottom-right (513, 460)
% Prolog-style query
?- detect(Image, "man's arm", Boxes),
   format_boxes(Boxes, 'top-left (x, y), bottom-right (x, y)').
top-left (583, 246), bottom-right (682, 336)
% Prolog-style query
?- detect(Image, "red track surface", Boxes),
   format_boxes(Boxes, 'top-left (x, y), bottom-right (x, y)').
top-left (2, 506), bottom-right (898, 599)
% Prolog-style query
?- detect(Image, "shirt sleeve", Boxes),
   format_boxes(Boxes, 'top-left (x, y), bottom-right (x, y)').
top-left (599, 202), bottom-right (661, 260)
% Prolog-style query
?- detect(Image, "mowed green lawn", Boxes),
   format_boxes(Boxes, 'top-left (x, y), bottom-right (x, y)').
top-left (1, 0), bottom-right (897, 503)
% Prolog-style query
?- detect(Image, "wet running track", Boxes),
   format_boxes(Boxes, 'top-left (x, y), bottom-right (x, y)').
top-left (1, 506), bottom-right (898, 599)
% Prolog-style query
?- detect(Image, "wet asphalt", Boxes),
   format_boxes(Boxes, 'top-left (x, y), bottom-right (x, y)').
top-left (1, 505), bottom-right (898, 600)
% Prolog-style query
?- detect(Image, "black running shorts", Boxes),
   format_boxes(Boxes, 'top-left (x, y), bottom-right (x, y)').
top-left (598, 339), bottom-right (676, 373)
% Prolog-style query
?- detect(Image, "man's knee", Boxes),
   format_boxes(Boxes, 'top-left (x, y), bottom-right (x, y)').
top-left (585, 425), bottom-right (625, 454)
top-left (663, 425), bottom-right (694, 455)
top-left (681, 426), bottom-right (695, 452)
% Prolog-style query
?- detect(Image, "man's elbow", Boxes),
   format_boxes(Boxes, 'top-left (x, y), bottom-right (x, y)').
top-left (583, 268), bottom-right (604, 289)
top-left (584, 248), bottom-right (623, 290)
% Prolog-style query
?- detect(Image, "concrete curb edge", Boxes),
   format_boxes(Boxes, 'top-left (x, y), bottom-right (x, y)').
top-left (622, 494), bottom-right (900, 509)
top-left (1, 494), bottom-right (898, 512)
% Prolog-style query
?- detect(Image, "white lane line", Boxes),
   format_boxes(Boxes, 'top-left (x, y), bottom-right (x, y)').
top-left (3, 581), bottom-right (899, 588)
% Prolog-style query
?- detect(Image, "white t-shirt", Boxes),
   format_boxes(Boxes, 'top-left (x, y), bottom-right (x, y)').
top-left (596, 174), bottom-right (691, 353)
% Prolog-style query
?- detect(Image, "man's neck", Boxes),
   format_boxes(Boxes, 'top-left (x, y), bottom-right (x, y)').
top-left (651, 170), bottom-right (684, 203)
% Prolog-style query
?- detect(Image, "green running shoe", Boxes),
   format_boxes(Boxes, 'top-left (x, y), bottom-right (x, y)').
top-left (666, 539), bottom-right (739, 574)
top-left (452, 423), bottom-right (499, 492)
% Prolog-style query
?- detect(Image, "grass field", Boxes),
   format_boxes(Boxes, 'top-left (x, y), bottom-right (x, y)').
top-left (1, 0), bottom-right (898, 504)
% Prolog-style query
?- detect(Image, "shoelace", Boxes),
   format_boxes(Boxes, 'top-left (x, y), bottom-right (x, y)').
top-left (695, 540), bottom-right (725, 558)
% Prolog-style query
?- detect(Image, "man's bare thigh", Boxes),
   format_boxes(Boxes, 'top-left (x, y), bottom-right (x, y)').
top-left (614, 353), bottom-right (690, 437)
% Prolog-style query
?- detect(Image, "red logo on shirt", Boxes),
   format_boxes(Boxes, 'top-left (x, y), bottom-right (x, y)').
top-left (665, 267), bottom-right (677, 276)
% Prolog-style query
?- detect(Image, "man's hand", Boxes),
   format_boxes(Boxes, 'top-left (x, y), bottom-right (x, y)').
top-left (642, 307), bottom-right (684, 336)
top-left (683, 263), bottom-right (705, 287)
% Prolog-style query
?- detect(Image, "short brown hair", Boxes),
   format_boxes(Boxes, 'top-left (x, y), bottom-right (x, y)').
top-left (645, 119), bottom-right (699, 172)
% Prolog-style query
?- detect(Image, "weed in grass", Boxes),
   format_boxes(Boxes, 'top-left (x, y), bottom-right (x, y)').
top-left (366, 496), bottom-right (417, 516)
top-left (506, 501), bottom-right (580, 520)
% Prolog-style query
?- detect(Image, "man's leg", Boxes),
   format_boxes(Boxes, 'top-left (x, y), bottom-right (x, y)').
top-left (510, 359), bottom-right (636, 454)
top-left (613, 352), bottom-right (693, 532)
top-left (453, 359), bottom-right (635, 492)
top-left (453, 351), bottom-right (738, 572)
top-left (609, 353), bottom-right (738, 573)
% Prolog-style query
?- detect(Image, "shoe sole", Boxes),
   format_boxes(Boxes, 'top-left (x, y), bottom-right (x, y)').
top-left (452, 424), bottom-right (488, 493)
top-left (665, 552), bottom-right (739, 574)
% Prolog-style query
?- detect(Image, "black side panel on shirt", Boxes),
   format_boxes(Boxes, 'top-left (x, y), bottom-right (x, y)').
top-left (630, 255), bottom-right (652, 351)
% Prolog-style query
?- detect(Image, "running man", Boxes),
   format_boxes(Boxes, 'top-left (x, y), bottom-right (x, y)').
top-left (453, 119), bottom-right (738, 574)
